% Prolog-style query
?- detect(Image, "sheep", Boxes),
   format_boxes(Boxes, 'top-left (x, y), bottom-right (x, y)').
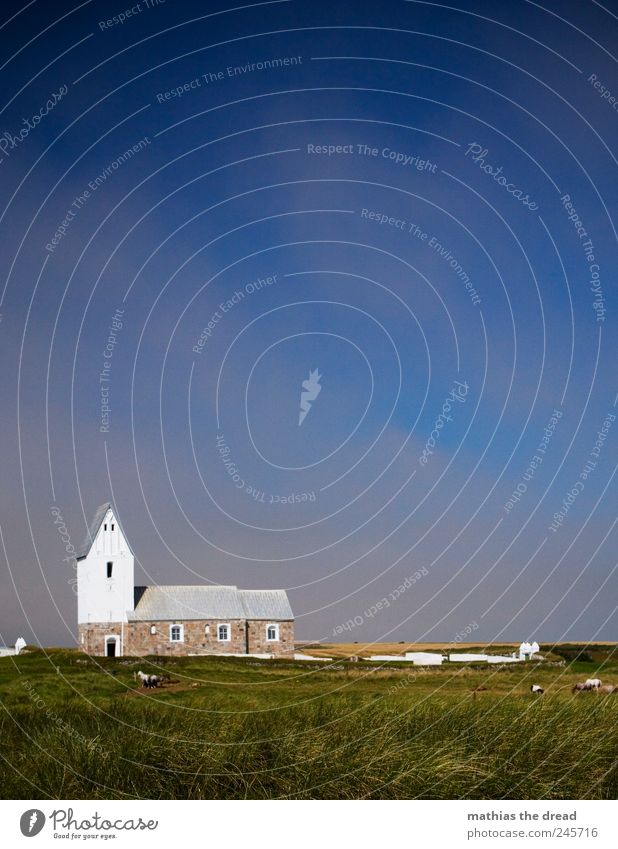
top-left (598, 684), bottom-right (616, 694)
top-left (135, 670), bottom-right (168, 689)
top-left (585, 678), bottom-right (602, 689)
top-left (572, 681), bottom-right (594, 693)
top-left (530, 684), bottom-right (544, 694)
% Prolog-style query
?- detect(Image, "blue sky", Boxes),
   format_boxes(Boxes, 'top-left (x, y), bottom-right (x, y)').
top-left (0, 0), bottom-right (616, 647)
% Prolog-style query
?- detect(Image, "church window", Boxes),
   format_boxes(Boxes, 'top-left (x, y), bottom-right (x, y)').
top-left (170, 624), bottom-right (183, 642)
top-left (106, 562), bottom-right (113, 578)
top-left (217, 623), bottom-right (230, 641)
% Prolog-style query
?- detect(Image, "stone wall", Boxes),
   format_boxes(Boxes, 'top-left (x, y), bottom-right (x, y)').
top-left (78, 622), bottom-right (123, 656)
top-left (247, 620), bottom-right (294, 656)
top-left (124, 619), bottom-right (247, 656)
top-left (79, 618), bottom-right (295, 657)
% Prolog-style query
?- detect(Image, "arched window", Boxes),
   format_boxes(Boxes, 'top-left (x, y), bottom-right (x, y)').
top-left (170, 624), bottom-right (183, 642)
top-left (150, 625), bottom-right (157, 635)
top-left (266, 624), bottom-right (279, 641)
top-left (217, 623), bottom-right (230, 641)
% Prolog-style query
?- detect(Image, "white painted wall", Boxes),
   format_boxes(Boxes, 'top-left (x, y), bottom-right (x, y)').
top-left (449, 653), bottom-right (488, 662)
top-left (77, 508), bottom-right (134, 624)
top-left (486, 655), bottom-right (521, 663)
top-left (405, 652), bottom-right (443, 665)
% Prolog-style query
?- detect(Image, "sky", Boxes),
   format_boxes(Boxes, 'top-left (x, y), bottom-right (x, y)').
top-left (0, 0), bottom-right (616, 648)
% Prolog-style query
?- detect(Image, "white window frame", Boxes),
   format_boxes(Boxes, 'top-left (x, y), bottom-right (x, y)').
top-left (217, 623), bottom-right (230, 642)
top-left (266, 623), bottom-right (279, 641)
top-left (170, 624), bottom-right (184, 642)
top-left (150, 625), bottom-right (157, 635)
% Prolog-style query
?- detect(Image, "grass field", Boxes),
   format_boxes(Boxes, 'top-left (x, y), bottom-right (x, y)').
top-left (0, 644), bottom-right (617, 800)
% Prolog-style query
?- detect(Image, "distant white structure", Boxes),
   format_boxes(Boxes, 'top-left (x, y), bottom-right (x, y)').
top-left (487, 654), bottom-right (520, 664)
top-left (0, 637), bottom-right (27, 657)
top-left (519, 641), bottom-right (540, 660)
top-left (449, 653), bottom-right (487, 662)
top-left (294, 652), bottom-right (333, 661)
top-left (369, 654), bottom-right (406, 662)
top-left (405, 652), bottom-right (443, 665)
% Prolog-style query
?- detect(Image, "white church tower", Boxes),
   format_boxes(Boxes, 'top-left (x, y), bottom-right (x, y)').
top-left (77, 502), bottom-right (134, 656)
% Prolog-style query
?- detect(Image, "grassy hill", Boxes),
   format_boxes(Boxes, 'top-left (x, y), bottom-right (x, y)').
top-left (0, 644), bottom-right (616, 800)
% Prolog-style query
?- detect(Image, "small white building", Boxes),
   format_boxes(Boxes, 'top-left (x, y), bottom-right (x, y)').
top-left (369, 654), bottom-right (407, 662)
top-left (405, 652), bottom-right (443, 665)
top-left (519, 641), bottom-right (540, 660)
top-left (449, 653), bottom-right (488, 662)
top-left (0, 638), bottom-right (26, 657)
top-left (486, 654), bottom-right (521, 664)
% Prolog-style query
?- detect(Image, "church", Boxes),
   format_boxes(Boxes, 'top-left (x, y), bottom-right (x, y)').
top-left (76, 503), bottom-right (294, 658)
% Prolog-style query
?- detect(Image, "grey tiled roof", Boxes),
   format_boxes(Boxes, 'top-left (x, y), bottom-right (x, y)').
top-left (240, 589), bottom-right (294, 620)
top-left (128, 584), bottom-right (292, 622)
top-left (76, 502), bottom-right (111, 560)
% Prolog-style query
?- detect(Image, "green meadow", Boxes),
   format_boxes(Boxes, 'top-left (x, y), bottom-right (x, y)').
top-left (0, 645), bottom-right (616, 800)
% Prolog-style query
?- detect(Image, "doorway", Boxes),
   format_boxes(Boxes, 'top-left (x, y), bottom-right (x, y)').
top-left (105, 636), bottom-right (118, 657)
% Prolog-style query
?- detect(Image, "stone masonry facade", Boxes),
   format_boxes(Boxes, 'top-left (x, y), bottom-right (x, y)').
top-left (78, 619), bottom-right (294, 657)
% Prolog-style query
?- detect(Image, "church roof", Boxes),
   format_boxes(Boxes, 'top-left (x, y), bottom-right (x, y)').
top-left (128, 585), bottom-right (293, 621)
top-left (240, 589), bottom-right (294, 620)
top-left (76, 502), bottom-right (112, 560)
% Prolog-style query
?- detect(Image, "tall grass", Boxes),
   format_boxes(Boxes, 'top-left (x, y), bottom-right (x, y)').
top-left (1, 696), bottom-right (616, 799)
